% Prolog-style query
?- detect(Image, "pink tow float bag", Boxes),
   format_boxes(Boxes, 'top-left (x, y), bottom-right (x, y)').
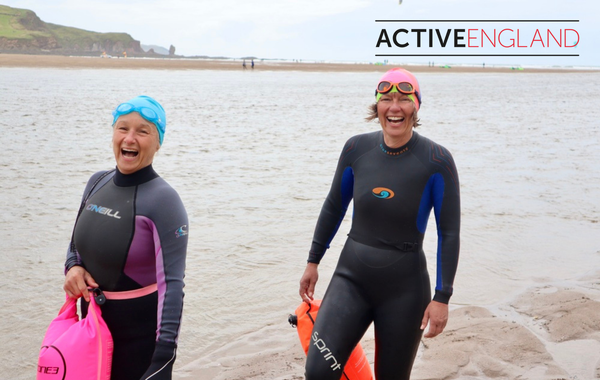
top-left (37, 289), bottom-right (113, 380)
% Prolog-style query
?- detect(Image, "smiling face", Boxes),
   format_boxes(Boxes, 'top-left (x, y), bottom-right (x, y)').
top-left (112, 112), bottom-right (160, 175)
top-left (377, 92), bottom-right (416, 148)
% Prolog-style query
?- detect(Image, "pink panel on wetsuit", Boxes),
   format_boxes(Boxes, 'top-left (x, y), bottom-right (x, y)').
top-left (124, 216), bottom-right (158, 286)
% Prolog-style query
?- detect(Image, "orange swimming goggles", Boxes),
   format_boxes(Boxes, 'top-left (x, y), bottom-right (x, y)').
top-left (376, 81), bottom-right (416, 95)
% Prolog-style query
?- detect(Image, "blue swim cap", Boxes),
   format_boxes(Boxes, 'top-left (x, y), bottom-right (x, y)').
top-left (112, 95), bottom-right (166, 145)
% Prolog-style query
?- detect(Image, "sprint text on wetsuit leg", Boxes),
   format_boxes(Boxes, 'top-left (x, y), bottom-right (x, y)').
top-left (312, 331), bottom-right (342, 371)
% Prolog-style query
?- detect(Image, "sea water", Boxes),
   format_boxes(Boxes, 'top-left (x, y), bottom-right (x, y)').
top-left (1, 67), bottom-right (599, 379)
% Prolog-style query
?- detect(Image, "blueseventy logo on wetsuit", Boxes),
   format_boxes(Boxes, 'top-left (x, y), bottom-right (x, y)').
top-left (372, 187), bottom-right (395, 199)
top-left (312, 331), bottom-right (342, 371)
top-left (85, 204), bottom-right (121, 219)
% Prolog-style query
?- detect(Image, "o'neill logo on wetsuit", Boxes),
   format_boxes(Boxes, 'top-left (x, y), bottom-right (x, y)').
top-left (86, 204), bottom-right (122, 219)
top-left (372, 187), bottom-right (395, 199)
top-left (175, 225), bottom-right (188, 238)
top-left (312, 331), bottom-right (342, 371)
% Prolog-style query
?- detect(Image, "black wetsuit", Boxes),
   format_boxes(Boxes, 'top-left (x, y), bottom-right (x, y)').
top-left (65, 165), bottom-right (188, 380)
top-left (305, 131), bottom-right (460, 380)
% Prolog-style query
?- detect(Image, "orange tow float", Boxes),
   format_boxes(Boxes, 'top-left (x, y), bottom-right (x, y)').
top-left (289, 300), bottom-right (373, 380)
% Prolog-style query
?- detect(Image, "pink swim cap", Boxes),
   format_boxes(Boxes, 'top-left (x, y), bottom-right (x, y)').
top-left (375, 68), bottom-right (421, 111)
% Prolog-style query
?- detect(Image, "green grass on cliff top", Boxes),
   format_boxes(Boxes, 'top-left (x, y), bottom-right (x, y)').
top-left (0, 5), bottom-right (51, 39)
top-left (0, 4), bottom-right (135, 44)
top-left (48, 23), bottom-right (135, 45)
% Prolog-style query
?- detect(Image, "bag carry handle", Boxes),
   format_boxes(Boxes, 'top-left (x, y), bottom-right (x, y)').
top-left (89, 288), bottom-right (108, 380)
top-left (58, 296), bottom-right (77, 316)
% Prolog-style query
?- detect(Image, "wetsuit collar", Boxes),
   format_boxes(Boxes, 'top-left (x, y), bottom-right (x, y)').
top-left (379, 131), bottom-right (419, 156)
top-left (113, 164), bottom-right (159, 187)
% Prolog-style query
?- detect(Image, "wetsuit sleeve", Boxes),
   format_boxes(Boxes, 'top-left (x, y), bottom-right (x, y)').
top-left (308, 138), bottom-right (356, 263)
top-left (64, 171), bottom-right (107, 273)
top-left (430, 145), bottom-right (460, 304)
top-left (140, 185), bottom-right (188, 380)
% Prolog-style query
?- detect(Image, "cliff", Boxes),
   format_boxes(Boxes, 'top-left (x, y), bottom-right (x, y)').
top-left (0, 4), bottom-right (149, 55)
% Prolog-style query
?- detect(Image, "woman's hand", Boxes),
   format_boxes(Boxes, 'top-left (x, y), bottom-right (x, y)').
top-left (299, 263), bottom-right (319, 303)
top-left (420, 300), bottom-right (449, 338)
top-left (63, 266), bottom-right (98, 302)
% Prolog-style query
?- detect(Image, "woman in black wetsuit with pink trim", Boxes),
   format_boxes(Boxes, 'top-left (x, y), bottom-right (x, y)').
top-left (63, 95), bottom-right (188, 380)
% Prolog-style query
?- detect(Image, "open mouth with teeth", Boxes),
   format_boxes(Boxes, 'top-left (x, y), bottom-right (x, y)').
top-left (122, 148), bottom-right (139, 157)
top-left (387, 116), bottom-right (405, 123)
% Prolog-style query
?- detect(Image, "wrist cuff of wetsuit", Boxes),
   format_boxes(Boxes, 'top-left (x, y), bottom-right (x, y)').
top-left (64, 262), bottom-right (84, 275)
top-left (308, 243), bottom-right (326, 264)
top-left (141, 340), bottom-right (177, 380)
top-left (307, 252), bottom-right (323, 264)
top-left (433, 291), bottom-right (451, 304)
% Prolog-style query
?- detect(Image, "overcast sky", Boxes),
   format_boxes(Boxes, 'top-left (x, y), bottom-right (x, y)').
top-left (3, 0), bottom-right (599, 67)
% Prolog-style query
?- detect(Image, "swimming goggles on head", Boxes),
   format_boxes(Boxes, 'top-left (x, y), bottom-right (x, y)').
top-left (375, 81), bottom-right (421, 107)
top-left (376, 81), bottom-right (416, 95)
top-left (112, 103), bottom-right (165, 134)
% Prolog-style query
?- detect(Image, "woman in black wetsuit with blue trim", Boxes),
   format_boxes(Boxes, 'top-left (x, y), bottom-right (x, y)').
top-left (299, 68), bottom-right (460, 380)
top-left (63, 96), bottom-right (188, 380)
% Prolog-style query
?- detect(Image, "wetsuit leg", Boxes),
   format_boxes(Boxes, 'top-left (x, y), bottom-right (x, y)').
top-left (372, 250), bottom-right (430, 380)
top-left (307, 239), bottom-right (431, 380)
top-left (101, 292), bottom-right (158, 380)
top-left (305, 261), bottom-right (373, 380)
top-left (373, 268), bottom-right (430, 379)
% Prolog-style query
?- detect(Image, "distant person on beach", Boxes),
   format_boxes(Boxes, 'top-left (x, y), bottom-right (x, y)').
top-left (63, 95), bottom-right (188, 380)
top-left (243, 59), bottom-right (247, 69)
top-left (251, 59), bottom-right (255, 69)
top-left (299, 68), bottom-right (460, 380)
